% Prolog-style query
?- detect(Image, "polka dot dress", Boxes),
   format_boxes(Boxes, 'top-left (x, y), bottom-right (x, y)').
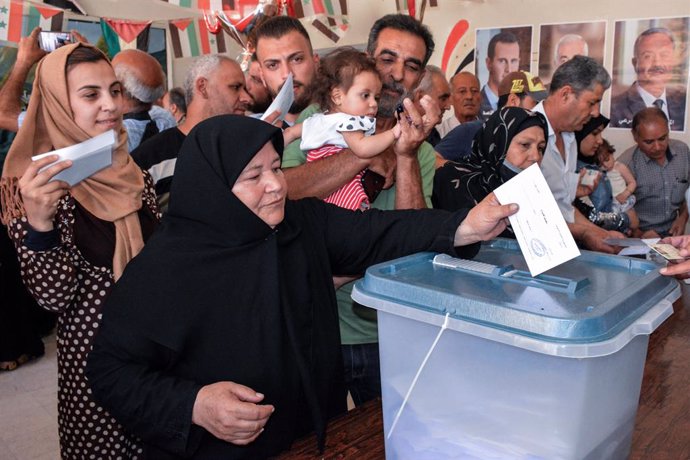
top-left (8, 174), bottom-right (159, 460)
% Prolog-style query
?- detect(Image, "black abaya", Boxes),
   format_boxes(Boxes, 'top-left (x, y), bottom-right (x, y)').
top-left (87, 115), bottom-right (476, 459)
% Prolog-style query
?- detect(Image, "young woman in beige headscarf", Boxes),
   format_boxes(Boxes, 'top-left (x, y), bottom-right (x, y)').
top-left (0, 43), bottom-right (159, 459)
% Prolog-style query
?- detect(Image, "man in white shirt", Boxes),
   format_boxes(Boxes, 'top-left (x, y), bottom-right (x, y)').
top-left (437, 72), bottom-right (481, 138)
top-left (535, 55), bottom-right (622, 253)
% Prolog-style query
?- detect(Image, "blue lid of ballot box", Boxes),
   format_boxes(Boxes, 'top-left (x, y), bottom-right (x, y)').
top-left (353, 239), bottom-right (679, 349)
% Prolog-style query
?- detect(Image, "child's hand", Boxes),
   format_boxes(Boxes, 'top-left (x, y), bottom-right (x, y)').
top-left (615, 192), bottom-right (627, 204)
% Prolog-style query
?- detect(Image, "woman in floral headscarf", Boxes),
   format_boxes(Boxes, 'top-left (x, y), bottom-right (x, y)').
top-left (433, 106), bottom-right (548, 222)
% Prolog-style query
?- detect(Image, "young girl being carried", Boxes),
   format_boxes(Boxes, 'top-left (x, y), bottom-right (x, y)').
top-left (596, 139), bottom-right (639, 234)
top-left (294, 47), bottom-right (400, 211)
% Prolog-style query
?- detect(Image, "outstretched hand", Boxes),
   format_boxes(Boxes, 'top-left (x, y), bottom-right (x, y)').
top-left (454, 192), bottom-right (518, 246)
top-left (659, 235), bottom-right (690, 279)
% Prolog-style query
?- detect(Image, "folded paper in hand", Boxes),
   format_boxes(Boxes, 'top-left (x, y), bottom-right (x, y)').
top-left (260, 73), bottom-right (294, 123)
top-left (32, 130), bottom-right (116, 186)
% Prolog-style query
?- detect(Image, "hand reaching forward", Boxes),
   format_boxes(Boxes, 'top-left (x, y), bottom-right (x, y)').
top-left (454, 192), bottom-right (518, 246)
top-left (659, 235), bottom-right (690, 279)
top-left (192, 381), bottom-right (274, 445)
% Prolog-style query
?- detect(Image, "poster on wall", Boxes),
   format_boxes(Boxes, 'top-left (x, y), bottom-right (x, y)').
top-left (610, 16), bottom-right (689, 132)
top-left (475, 26), bottom-right (533, 120)
top-left (538, 21), bottom-right (607, 87)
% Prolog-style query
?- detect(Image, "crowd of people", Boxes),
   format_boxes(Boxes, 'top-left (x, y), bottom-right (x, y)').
top-left (0, 11), bottom-right (689, 460)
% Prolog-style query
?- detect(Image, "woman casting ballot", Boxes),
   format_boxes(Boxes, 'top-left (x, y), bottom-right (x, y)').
top-left (86, 115), bottom-right (516, 459)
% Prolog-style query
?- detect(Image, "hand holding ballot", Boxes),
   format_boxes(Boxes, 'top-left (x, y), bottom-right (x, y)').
top-left (659, 235), bottom-right (690, 279)
top-left (453, 192), bottom-right (519, 247)
top-left (18, 154), bottom-right (73, 232)
top-left (20, 129), bottom-right (117, 232)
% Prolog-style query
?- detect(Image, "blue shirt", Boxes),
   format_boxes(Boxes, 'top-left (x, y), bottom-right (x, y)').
top-left (435, 120), bottom-right (483, 161)
top-left (123, 106), bottom-right (176, 151)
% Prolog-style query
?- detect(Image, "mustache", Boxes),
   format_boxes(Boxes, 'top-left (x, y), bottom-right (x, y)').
top-left (382, 80), bottom-right (405, 95)
top-left (642, 65), bottom-right (670, 74)
top-left (270, 79), bottom-right (306, 98)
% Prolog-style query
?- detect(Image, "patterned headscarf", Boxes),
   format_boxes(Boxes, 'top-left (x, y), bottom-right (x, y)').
top-left (435, 106), bottom-right (548, 208)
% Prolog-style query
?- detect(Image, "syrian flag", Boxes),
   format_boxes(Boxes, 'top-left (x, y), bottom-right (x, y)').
top-left (0, 0), bottom-right (23, 43)
top-left (26, 4), bottom-right (63, 33)
top-left (197, 17), bottom-right (226, 55)
top-left (100, 18), bottom-right (151, 59)
top-left (169, 18), bottom-right (200, 58)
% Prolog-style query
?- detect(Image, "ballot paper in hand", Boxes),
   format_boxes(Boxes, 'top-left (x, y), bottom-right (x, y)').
top-left (602, 238), bottom-right (660, 256)
top-left (493, 163), bottom-right (580, 276)
top-left (32, 130), bottom-right (116, 186)
top-left (260, 73), bottom-right (294, 123)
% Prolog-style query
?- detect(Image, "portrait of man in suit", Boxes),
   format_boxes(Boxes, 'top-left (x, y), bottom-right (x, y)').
top-left (610, 22), bottom-right (688, 132)
top-left (475, 26), bottom-right (532, 121)
top-left (537, 21), bottom-right (606, 87)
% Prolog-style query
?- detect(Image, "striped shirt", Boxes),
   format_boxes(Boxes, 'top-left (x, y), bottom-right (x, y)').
top-left (307, 145), bottom-right (369, 211)
top-left (618, 139), bottom-right (690, 234)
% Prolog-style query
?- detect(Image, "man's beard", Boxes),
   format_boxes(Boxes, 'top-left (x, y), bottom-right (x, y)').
top-left (289, 89), bottom-right (312, 114)
top-left (269, 79), bottom-right (313, 115)
top-left (378, 80), bottom-right (408, 118)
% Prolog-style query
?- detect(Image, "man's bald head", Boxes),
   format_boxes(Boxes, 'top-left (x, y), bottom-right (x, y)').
top-left (112, 49), bottom-right (166, 105)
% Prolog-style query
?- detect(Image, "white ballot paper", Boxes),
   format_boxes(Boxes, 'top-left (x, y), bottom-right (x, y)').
top-left (494, 163), bottom-right (580, 276)
top-left (32, 130), bottom-right (116, 186)
top-left (260, 73), bottom-right (294, 123)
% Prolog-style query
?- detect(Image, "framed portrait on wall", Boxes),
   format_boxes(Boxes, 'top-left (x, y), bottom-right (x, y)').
top-left (537, 21), bottom-right (607, 87)
top-left (475, 26), bottom-right (533, 120)
top-left (610, 16), bottom-right (689, 132)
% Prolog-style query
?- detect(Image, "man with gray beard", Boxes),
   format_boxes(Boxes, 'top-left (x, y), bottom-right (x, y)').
top-left (280, 14), bottom-right (441, 407)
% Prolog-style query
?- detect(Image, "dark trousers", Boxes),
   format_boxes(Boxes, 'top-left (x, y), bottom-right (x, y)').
top-left (342, 343), bottom-right (381, 406)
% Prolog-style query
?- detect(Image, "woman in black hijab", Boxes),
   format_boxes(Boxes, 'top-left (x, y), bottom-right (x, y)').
top-left (87, 115), bottom-right (515, 459)
top-left (575, 114), bottom-right (608, 167)
top-left (572, 114), bottom-right (629, 232)
top-left (432, 106), bottom-right (548, 214)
